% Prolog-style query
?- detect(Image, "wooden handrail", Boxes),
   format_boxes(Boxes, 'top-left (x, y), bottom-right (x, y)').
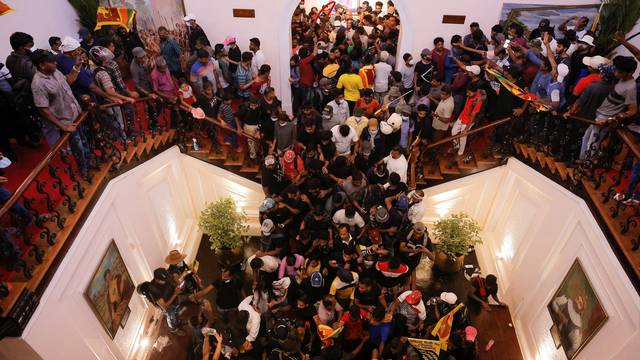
top-left (0, 110), bottom-right (91, 218)
top-left (98, 96), bottom-right (155, 110)
top-left (178, 104), bottom-right (260, 142)
top-left (616, 128), bottom-right (640, 159)
top-left (426, 117), bottom-right (513, 149)
top-left (566, 114), bottom-right (598, 126)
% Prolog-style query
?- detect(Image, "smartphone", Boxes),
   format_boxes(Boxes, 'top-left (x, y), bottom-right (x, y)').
top-left (503, 39), bottom-right (511, 48)
top-left (201, 327), bottom-right (218, 336)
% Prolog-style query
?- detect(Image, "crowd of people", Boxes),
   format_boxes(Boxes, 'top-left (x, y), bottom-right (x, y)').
top-left (2, 0), bottom-right (640, 358)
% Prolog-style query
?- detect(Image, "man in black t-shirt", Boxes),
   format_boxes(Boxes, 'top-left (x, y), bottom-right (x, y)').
top-left (237, 97), bottom-right (263, 162)
top-left (414, 49), bottom-right (435, 95)
top-left (194, 267), bottom-right (244, 313)
top-left (261, 155), bottom-right (290, 197)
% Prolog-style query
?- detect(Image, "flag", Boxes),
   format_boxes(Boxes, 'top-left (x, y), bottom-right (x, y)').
top-left (313, 1), bottom-right (336, 23)
top-left (485, 67), bottom-right (552, 112)
top-left (95, 6), bottom-right (136, 31)
top-left (408, 338), bottom-right (441, 360)
top-left (0, 1), bottom-right (14, 16)
top-left (430, 303), bottom-right (464, 351)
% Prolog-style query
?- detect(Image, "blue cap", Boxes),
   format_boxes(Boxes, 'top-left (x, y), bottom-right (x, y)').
top-left (397, 195), bottom-right (409, 209)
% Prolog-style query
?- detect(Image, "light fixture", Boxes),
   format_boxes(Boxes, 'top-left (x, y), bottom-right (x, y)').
top-left (139, 337), bottom-right (151, 348)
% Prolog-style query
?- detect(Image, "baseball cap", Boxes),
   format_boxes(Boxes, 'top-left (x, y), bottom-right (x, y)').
top-left (259, 198), bottom-right (275, 212)
top-left (264, 154), bottom-right (276, 166)
top-left (557, 63), bottom-right (569, 82)
top-left (420, 48), bottom-right (432, 57)
top-left (379, 50), bottom-right (389, 62)
top-left (261, 219), bottom-right (274, 236)
top-left (397, 195), bottom-right (409, 209)
top-left (578, 34), bottom-right (595, 47)
top-left (440, 292), bottom-right (458, 305)
top-left (310, 272), bottom-right (324, 288)
top-left (59, 36), bottom-right (81, 53)
top-left (322, 63), bottom-right (340, 78)
top-left (582, 55), bottom-right (609, 69)
top-left (132, 47), bottom-right (146, 58)
top-left (375, 206), bottom-right (389, 223)
top-left (0, 155), bottom-right (12, 169)
top-left (337, 268), bottom-right (354, 283)
top-left (413, 222), bottom-right (426, 233)
top-left (183, 13), bottom-right (196, 22)
top-left (465, 326), bottom-right (478, 342)
top-left (465, 65), bottom-right (481, 75)
top-left (406, 290), bottom-right (423, 305)
top-left (223, 36), bottom-right (236, 46)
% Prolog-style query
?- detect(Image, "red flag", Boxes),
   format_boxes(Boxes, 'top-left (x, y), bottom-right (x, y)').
top-left (95, 6), bottom-right (136, 31)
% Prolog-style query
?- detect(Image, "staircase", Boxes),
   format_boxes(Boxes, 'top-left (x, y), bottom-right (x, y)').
top-left (184, 138), bottom-right (261, 182)
top-left (0, 127), bottom-right (177, 337)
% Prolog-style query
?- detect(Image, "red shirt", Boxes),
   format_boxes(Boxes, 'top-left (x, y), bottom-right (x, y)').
top-left (299, 54), bottom-right (316, 87)
top-left (431, 48), bottom-right (449, 82)
top-left (459, 91), bottom-right (483, 125)
top-left (572, 73), bottom-right (601, 96)
top-left (340, 309), bottom-right (368, 340)
top-left (355, 98), bottom-right (381, 116)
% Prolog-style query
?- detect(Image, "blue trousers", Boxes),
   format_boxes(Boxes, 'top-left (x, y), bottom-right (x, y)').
top-left (0, 185), bottom-right (31, 222)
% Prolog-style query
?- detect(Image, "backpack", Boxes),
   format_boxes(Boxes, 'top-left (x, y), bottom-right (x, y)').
top-left (310, 271), bottom-right (324, 288)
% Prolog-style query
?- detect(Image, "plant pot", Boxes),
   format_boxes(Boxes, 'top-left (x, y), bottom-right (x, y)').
top-left (434, 251), bottom-right (465, 273)
top-left (217, 246), bottom-right (245, 269)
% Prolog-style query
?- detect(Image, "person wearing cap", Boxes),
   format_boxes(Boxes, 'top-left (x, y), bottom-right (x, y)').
top-left (530, 18), bottom-right (551, 41)
top-left (390, 289), bottom-right (426, 334)
top-left (571, 55), bottom-right (608, 97)
top-left (165, 250), bottom-right (201, 293)
top-left (414, 48), bottom-right (435, 95)
top-left (151, 56), bottom-right (179, 103)
top-left (261, 154), bottom-right (291, 197)
top-left (329, 267), bottom-right (359, 308)
top-left (580, 56), bottom-right (638, 160)
top-left (400, 222), bottom-right (433, 289)
top-left (223, 36), bottom-right (241, 78)
top-left (54, 36), bottom-right (109, 101)
top-left (184, 14), bottom-right (210, 52)
top-left (565, 33), bottom-right (595, 88)
top-left (280, 149), bottom-right (305, 183)
top-left (30, 49), bottom-right (93, 177)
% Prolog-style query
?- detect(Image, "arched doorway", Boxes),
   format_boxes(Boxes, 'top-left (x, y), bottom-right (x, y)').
top-left (277, 0), bottom-right (413, 114)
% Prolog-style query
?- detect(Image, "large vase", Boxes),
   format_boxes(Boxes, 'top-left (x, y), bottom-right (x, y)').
top-left (434, 251), bottom-right (465, 273)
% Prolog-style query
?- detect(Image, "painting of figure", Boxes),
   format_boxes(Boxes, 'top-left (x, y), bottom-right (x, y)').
top-left (85, 240), bottom-right (135, 339)
top-left (500, 3), bottom-right (600, 39)
top-left (547, 259), bottom-right (607, 360)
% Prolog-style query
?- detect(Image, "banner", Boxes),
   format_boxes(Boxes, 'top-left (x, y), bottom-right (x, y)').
top-left (407, 338), bottom-right (441, 360)
top-left (430, 303), bottom-right (464, 351)
top-left (95, 6), bottom-right (136, 31)
top-left (0, 1), bottom-right (14, 16)
top-left (485, 67), bottom-right (552, 112)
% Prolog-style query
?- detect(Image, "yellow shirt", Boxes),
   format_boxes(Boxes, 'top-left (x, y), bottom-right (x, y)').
top-left (337, 73), bottom-right (364, 102)
top-left (345, 116), bottom-right (369, 137)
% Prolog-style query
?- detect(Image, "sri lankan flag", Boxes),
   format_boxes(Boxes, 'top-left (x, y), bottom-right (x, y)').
top-left (430, 303), bottom-right (464, 351)
top-left (408, 338), bottom-right (441, 360)
top-left (485, 67), bottom-right (551, 112)
top-left (95, 7), bottom-right (136, 31)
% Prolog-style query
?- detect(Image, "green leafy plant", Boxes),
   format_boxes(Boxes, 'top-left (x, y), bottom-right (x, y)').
top-left (198, 197), bottom-right (249, 251)
top-left (68, 0), bottom-right (99, 31)
top-left (596, 0), bottom-right (640, 51)
top-left (433, 212), bottom-right (482, 260)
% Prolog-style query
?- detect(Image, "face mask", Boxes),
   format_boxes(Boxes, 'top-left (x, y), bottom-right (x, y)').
top-left (279, 121), bottom-right (288, 126)
top-left (322, 114), bottom-right (331, 120)
top-left (369, 129), bottom-right (378, 135)
top-left (271, 116), bottom-right (278, 122)
top-left (335, 99), bottom-right (342, 104)
top-left (402, 116), bottom-right (410, 121)
top-left (24, 47), bottom-right (33, 55)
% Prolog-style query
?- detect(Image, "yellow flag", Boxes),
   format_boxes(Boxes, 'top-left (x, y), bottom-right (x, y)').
top-left (408, 338), bottom-right (441, 360)
top-left (430, 303), bottom-right (464, 351)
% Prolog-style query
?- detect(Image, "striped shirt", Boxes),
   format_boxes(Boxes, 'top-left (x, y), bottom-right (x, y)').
top-left (236, 64), bottom-right (253, 98)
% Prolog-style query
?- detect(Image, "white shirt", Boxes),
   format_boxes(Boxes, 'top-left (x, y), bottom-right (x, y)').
top-left (397, 291), bottom-right (427, 320)
top-left (398, 62), bottom-right (415, 88)
top-left (538, 37), bottom-right (557, 57)
top-left (331, 125), bottom-right (358, 155)
top-left (332, 209), bottom-right (365, 229)
top-left (384, 154), bottom-right (408, 183)
top-left (328, 99), bottom-right (350, 124)
top-left (408, 201), bottom-right (425, 224)
top-left (251, 49), bottom-right (266, 77)
top-left (374, 62), bottom-right (393, 93)
top-left (247, 254), bottom-right (280, 273)
top-left (238, 296), bottom-right (261, 342)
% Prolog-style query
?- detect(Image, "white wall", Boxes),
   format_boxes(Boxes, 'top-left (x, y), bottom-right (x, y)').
top-left (0, 0), bottom-right (79, 59)
top-left (420, 159), bottom-right (640, 360)
top-left (0, 147), bottom-right (263, 360)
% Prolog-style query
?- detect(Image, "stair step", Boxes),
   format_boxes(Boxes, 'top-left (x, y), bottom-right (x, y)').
top-left (439, 158), bottom-right (461, 175)
top-left (144, 137), bottom-right (155, 154)
top-left (208, 146), bottom-right (228, 160)
top-left (475, 151), bottom-right (498, 165)
top-left (239, 162), bottom-right (260, 173)
top-left (153, 133), bottom-right (164, 149)
top-left (168, 129), bottom-right (176, 143)
top-left (423, 162), bottom-right (444, 180)
top-left (556, 162), bottom-right (568, 181)
top-left (536, 152), bottom-right (547, 168)
top-left (125, 143), bottom-right (137, 163)
top-left (135, 139), bottom-right (148, 159)
top-left (160, 131), bottom-right (170, 145)
top-left (190, 140), bottom-right (212, 156)
top-left (457, 154), bottom-right (477, 170)
top-left (567, 166), bottom-right (577, 183)
top-left (545, 156), bottom-right (557, 174)
top-left (526, 147), bottom-right (538, 161)
top-left (224, 151), bottom-right (245, 166)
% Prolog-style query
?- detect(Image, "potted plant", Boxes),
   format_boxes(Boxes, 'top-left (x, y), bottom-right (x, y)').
top-left (432, 212), bottom-right (482, 273)
top-left (198, 197), bottom-right (249, 267)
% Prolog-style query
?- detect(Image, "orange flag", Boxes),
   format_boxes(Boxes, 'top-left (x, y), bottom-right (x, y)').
top-left (0, 1), bottom-right (14, 16)
top-left (430, 303), bottom-right (464, 351)
top-left (95, 6), bottom-right (136, 31)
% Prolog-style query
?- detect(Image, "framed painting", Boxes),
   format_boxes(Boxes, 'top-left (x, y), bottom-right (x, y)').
top-left (85, 240), bottom-right (135, 339)
top-left (500, 3), bottom-right (600, 38)
top-left (100, 0), bottom-right (189, 55)
top-left (547, 259), bottom-right (607, 360)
